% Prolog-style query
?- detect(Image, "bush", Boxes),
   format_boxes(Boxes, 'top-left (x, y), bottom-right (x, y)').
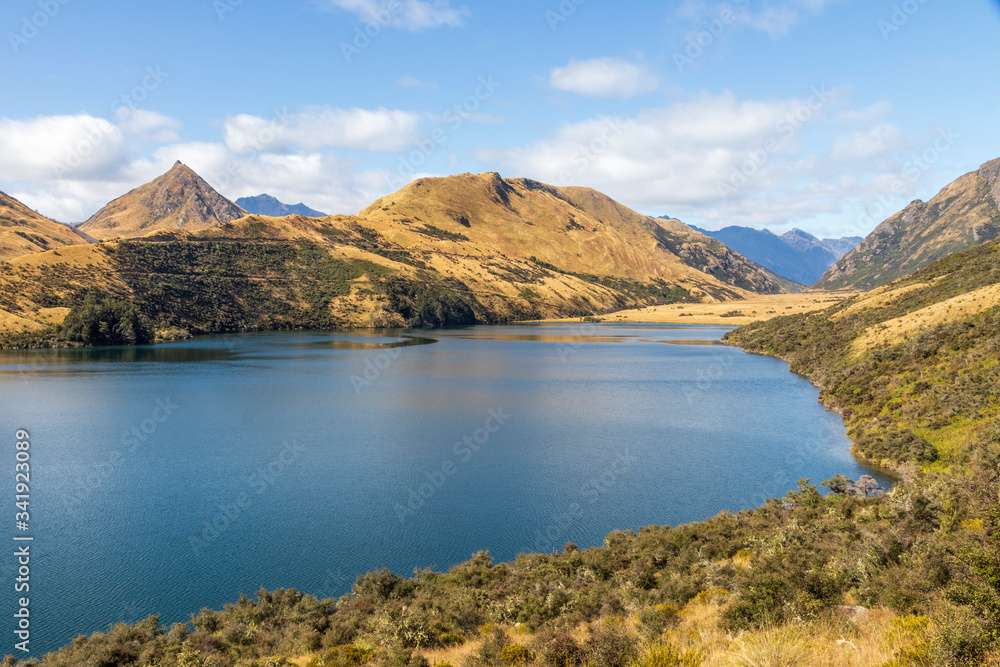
top-left (542, 633), bottom-right (585, 667)
top-left (856, 430), bottom-right (938, 464)
top-left (637, 604), bottom-right (680, 636)
top-left (353, 569), bottom-right (416, 602)
top-left (929, 605), bottom-right (993, 666)
top-left (499, 644), bottom-right (534, 665)
top-left (586, 618), bottom-right (638, 667)
top-left (61, 293), bottom-right (153, 346)
top-left (721, 574), bottom-right (788, 631)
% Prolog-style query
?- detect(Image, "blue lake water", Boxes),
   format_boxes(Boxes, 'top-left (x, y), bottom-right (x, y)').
top-left (0, 324), bottom-right (889, 656)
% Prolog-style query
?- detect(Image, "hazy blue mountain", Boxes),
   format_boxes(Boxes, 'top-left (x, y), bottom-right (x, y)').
top-left (685, 223), bottom-right (862, 285)
top-left (236, 194), bottom-right (327, 218)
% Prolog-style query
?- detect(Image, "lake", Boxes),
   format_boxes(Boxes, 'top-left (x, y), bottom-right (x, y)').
top-left (0, 324), bottom-right (888, 656)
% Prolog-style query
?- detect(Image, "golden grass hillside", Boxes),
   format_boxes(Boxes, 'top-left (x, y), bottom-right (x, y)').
top-left (561, 291), bottom-right (856, 325)
top-left (358, 172), bottom-right (798, 295)
top-left (0, 189), bottom-right (86, 260)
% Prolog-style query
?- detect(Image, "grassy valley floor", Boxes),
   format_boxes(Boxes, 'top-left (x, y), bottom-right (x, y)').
top-left (545, 291), bottom-right (856, 326)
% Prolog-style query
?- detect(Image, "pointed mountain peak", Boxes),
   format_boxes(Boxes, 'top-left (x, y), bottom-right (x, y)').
top-left (79, 163), bottom-right (247, 239)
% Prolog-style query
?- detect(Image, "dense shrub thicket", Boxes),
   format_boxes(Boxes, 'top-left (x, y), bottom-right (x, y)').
top-left (60, 293), bottom-right (153, 346)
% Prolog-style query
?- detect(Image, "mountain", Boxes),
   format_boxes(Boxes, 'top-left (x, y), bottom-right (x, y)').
top-left (779, 228), bottom-right (863, 259)
top-left (359, 173), bottom-right (799, 293)
top-left (78, 161), bottom-right (247, 240)
top-left (0, 189), bottom-right (87, 260)
top-left (816, 157), bottom-right (1000, 291)
top-left (689, 224), bottom-right (860, 285)
top-left (1, 172), bottom-right (801, 343)
top-left (814, 235), bottom-right (862, 258)
top-left (236, 194), bottom-right (327, 218)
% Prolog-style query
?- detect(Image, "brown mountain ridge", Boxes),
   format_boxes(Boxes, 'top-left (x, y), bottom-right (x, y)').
top-left (0, 190), bottom-right (86, 261)
top-left (816, 157), bottom-right (1000, 290)
top-left (79, 161), bottom-right (247, 239)
top-left (1, 169), bottom-right (805, 341)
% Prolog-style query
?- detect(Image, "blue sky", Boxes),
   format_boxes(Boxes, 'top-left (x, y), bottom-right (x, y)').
top-left (1, 0), bottom-right (999, 238)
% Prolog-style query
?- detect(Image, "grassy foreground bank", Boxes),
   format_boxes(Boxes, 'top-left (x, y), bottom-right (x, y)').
top-left (8, 242), bottom-right (1000, 667)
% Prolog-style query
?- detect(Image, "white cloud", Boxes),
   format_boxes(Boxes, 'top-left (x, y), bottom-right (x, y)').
top-left (482, 90), bottom-right (932, 237)
top-left (0, 108), bottom-right (405, 222)
top-left (152, 144), bottom-right (394, 216)
top-left (223, 107), bottom-right (423, 154)
top-left (0, 115), bottom-right (126, 181)
top-left (9, 141), bottom-right (397, 223)
top-left (835, 100), bottom-right (892, 125)
top-left (738, 6), bottom-right (798, 37)
top-left (831, 122), bottom-right (903, 161)
top-left (549, 58), bottom-right (659, 98)
top-left (322, 0), bottom-right (467, 30)
top-left (10, 180), bottom-right (137, 223)
top-left (116, 109), bottom-right (182, 143)
top-left (677, 0), bottom-right (836, 39)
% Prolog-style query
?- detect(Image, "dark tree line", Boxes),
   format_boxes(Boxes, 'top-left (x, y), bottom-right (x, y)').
top-left (60, 293), bottom-right (153, 346)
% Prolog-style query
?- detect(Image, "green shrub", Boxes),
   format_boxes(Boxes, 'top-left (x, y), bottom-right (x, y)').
top-left (61, 293), bottom-right (152, 346)
top-left (929, 605), bottom-right (992, 666)
top-left (721, 574), bottom-right (788, 631)
top-left (542, 633), bottom-right (585, 666)
top-left (586, 618), bottom-right (638, 667)
top-left (856, 430), bottom-right (938, 464)
top-left (637, 604), bottom-right (680, 636)
top-left (499, 644), bottom-right (535, 665)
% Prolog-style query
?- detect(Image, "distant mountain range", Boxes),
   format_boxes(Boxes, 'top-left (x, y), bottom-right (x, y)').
top-left (0, 166), bottom-right (801, 341)
top-left (816, 157), bottom-right (1000, 290)
top-left (7, 152), bottom-right (1000, 343)
top-left (79, 161), bottom-right (248, 239)
top-left (686, 224), bottom-right (862, 285)
top-left (236, 194), bottom-right (327, 218)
